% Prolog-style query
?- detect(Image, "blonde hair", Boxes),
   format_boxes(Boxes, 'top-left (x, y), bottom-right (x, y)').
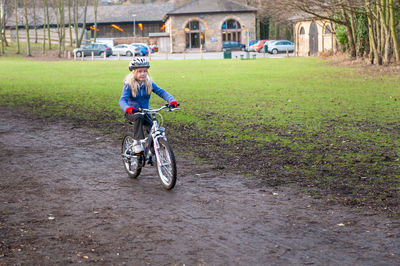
top-left (124, 69), bottom-right (153, 97)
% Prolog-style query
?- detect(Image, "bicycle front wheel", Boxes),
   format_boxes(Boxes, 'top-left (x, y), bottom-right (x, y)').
top-left (122, 133), bottom-right (142, 178)
top-left (155, 138), bottom-right (177, 190)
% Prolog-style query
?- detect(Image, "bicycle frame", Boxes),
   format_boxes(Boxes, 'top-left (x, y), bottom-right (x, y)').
top-left (135, 105), bottom-right (179, 166)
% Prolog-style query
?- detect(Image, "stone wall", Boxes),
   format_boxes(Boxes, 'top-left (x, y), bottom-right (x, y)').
top-left (166, 12), bottom-right (256, 53)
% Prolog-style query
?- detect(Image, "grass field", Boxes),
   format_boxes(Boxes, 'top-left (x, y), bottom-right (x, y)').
top-left (1, 54), bottom-right (399, 215)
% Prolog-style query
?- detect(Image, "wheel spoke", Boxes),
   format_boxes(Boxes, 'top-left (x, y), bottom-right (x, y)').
top-left (122, 135), bottom-right (142, 178)
top-left (156, 143), bottom-right (173, 184)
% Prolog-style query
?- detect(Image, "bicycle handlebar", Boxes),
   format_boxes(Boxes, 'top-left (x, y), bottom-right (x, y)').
top-left (137, 103), bottom-right (180, 114)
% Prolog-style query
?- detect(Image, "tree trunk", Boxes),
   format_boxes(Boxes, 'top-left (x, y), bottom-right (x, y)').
top-left (15, 0), bottom-right (20, 54)
top-left (389, 0), bottom-right (399, 63)
top-left (77, 0), bottom-right (88, 47)
top-left (23, 0), bottom-right (31, 57)
top-left (1, 1), bottom-right (6, 48)
top-left (55, 0), bottom-right (65, 57)
top-left (0, 0), bottom-right (6, 55)
top-left (42, 0), bottom-right (46, 54)
top-left (0, 0), bottom-right (4, 55)
top-left (33, 0), bottom-right (38, 43)
top-left (345, 1), bottom-right (358, 58)
top-left (61, 0), bottom-right (65, 51)
top-left (377, 0), bottom-right (391, 64)
top-left (55, 0), bottom-right (61, 57)
top-left (94, 0), bottom-right (98, 43)
top-left (68, 0), bottom-right (72, 47)
top-left (45, 0), bottom-right (51, 49)
top-left (365, 0), bottom-right (378, 64)
top-left (341, 7), bottom-right (357, 59)
top-left (73, 0), bottom-right (79, 47)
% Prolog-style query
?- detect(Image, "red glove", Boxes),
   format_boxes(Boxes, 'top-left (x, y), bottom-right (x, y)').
top-left (169, 100), bottom-right (178, 108)
top-left (126, 106), bottom-right (135, 114)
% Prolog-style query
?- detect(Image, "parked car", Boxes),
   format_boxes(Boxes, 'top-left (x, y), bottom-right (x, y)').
top-left (129, 43), bottom-right (150, 56)
top-left (73, 43), bottom-right (112, 57)
top-left (262, 40), bottom-right (276, 53)
top-left (149, 44), bottom-right (158, 53)
top-left (112, 44), bottom-right (138, 56)
top-left (267, 40), bottom-right (294, 54)
top-left (222, 41), bottom-right (246, 51)
top-left (254, 40), bottom-right (269, 52)
top-left (245, 40), bottom-right (258, 52)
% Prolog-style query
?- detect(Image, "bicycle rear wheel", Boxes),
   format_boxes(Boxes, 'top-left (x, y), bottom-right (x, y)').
top-left (155, 138), bottom-right (177, 190)
top-left (122, 133), bottom-right (142, 178)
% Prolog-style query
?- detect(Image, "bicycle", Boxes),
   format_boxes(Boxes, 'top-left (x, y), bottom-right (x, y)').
top-left (121, 103), bottom-right (180, 190)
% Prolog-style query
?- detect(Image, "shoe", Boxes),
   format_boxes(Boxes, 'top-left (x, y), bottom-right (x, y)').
top-left (146, 155), bottom-right (154, 166)
top-left (133, 140), bottom-right (143, 153)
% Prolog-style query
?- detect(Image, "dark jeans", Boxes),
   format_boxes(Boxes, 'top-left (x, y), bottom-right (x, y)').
top-left (125, 113), bottom-right (153, 140)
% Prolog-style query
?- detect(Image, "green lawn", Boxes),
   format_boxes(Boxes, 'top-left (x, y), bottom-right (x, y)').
top-left (1, 55), bottom-right (399, 214)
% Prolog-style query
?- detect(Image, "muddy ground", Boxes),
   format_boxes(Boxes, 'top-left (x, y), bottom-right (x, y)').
top-left (0, 106), bottom-right (399, 265)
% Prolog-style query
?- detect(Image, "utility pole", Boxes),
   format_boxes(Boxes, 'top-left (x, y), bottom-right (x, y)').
top-left (132, 14), bottom-right (136, 42)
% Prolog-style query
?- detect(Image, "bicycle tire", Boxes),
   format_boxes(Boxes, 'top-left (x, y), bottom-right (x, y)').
top-left (155, 138), bottom-right (177, 190)
top-left (122, 133), bottom-right (142, 178)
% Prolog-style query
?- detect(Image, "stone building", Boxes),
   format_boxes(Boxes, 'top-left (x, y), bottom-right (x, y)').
top-left (165, 0), bottom-right (257, 52)
top-left (292, 17), bottom-right (336, 56)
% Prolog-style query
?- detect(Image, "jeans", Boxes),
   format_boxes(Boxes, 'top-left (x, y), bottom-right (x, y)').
top-left (125, 113), bottom-right (153, 140)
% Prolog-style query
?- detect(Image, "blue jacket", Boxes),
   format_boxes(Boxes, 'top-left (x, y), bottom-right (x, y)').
top-left (119, 81), bottom-right (175, 112)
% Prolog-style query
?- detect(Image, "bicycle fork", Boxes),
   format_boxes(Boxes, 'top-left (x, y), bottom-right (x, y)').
top-left (151, 127), bottom-right (167, 167)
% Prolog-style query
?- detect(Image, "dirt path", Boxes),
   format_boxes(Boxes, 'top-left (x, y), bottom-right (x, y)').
top-left (0, 107), bottom-right (399, 265)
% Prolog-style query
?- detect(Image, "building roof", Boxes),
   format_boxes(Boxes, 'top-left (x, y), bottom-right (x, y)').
top-left (288, 14), bottom-right (317, 22)
top-left (6, 3), bottom-right (174, 27)
top-left (88, 3), bottom-right (174, 24)
top-left (167, 0), bottom-right (257, 16)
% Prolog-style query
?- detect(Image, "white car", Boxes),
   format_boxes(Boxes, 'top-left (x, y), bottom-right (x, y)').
top-left (112, 44), bottom-right (138, 56)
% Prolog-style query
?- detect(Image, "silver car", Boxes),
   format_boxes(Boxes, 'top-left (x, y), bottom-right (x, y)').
top-left (112, 44), bottom-right (139, 56)
top-left (267, 40), bottom-right (294, 54)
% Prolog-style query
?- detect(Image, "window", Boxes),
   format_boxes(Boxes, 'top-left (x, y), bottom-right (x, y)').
top-left (185, 20), bottom-right (205, 49)
top-left (221, 19), bottom-right (242, 42)
top-left (300, 27), bottom-right (305, 35)
top-left (223, 19), bottom-right (241, 29)
top-left (325, 25), bottom-right (332, 34)
top-left (185, 20), bottom-right (204, 31)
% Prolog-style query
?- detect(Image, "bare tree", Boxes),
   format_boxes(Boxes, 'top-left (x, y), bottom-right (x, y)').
top-left (33, 0), bottom-right (38, 43)
top-left (73, 0), bottom-right (88, 48)
top-left (93, 0), bottom-right (98, 42)
top-left (388, 0), bottom-right (399, 63)
top-left (45, 0), bottom-right (51, 49)
top-left (363, 0), bottom-right (399, 64)
top-left (0, 0), bottom-right (4, 55)
top-left (78, 0), bottom-right (88, 46)
top-left (42, 0), bottom-right (46, 53)
top-left (23, 0), bottom-right (31, 56)
top-left (53, 0), bottom-right (65, 57)
top-left (68, 0), bottom-right (72, 46)
top-left (261, 0), bottom-right (399, 65)
top-left (15, 0), bottom-right (20, 53)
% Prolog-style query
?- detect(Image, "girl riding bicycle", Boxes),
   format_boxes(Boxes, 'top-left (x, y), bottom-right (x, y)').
top-left (120, 57), bottom-right (178, 153)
